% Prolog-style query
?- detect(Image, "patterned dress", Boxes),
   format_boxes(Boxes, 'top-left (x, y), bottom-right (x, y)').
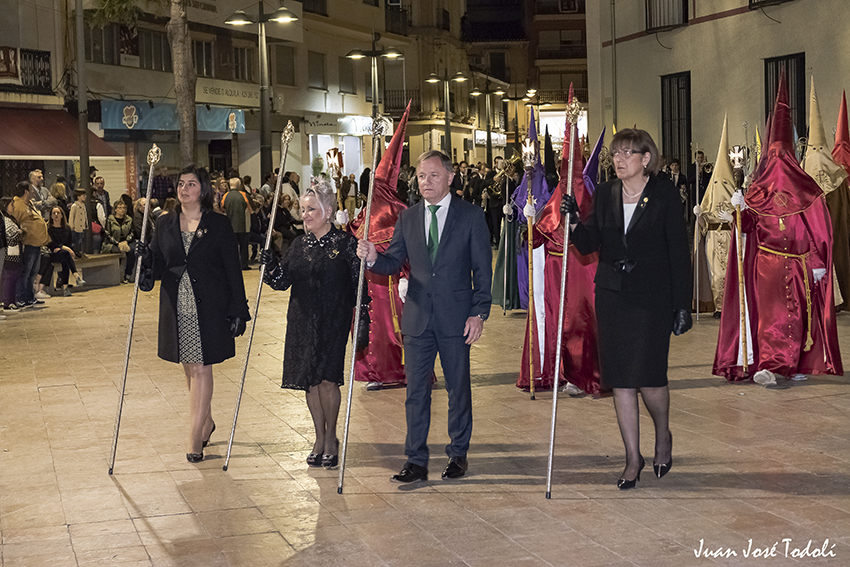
top-left (177, 231), bottom-right (203, 363)
top-left (263, 226), bottom-right (361, 390)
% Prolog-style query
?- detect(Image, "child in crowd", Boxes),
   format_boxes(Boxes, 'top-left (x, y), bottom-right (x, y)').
top-left (1, 197), bottom-right (22, 310)
top-left (69, 189), bottom-right (87, 255)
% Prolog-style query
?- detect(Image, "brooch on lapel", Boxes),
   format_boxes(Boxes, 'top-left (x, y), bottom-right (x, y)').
top-left (329, 249), bottom-right (339, 259)
top-left (639, 196), bottom-right (649, 209)
top-left (195, 228), bottom-right (207, 240)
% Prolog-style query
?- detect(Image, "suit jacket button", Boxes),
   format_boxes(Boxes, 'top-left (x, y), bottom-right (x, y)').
top-left (432, 272), bottom-right (436, 277)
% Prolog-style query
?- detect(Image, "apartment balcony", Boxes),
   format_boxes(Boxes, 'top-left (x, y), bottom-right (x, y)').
top-left (384, 89), bottom-right (421, 117)
top-left (537, 88), bottom-right (588, 104)
top-left (537, 44), bottom-right (587, 60)
top-left (386, 5), bottom-right (409, 36)
top-left (0, 49), bottom-right (53, 96)
top-left (536, 0), bottom-right (586, 15)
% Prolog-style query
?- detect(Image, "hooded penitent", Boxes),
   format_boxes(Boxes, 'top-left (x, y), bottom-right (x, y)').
top-left (698, 115), bottom-right (735, 313)
top-left (517, 85), bottom-right (603, 395)
top-left (348, 103), bottom-right (411, 386)
top-left (512, 107), bottom-right (552, 312)
top-left (713, 72), bottom-right (842, 380)
top-left (802, 79), bottom-right (850, 309)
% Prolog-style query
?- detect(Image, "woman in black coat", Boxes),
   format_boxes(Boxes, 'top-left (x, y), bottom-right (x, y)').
top-left (564, 129), bottom-right (692, 490)
top-left (138, 165), bottom-right (250, 463)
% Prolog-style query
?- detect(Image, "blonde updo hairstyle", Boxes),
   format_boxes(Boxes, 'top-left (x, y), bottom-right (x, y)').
top-left (302, 178), bottom-right (336, 225)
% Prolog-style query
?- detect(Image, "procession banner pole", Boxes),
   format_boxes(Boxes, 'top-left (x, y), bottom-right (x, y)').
top-left (108, 144), bottom-right (161, 475)
top-left (223, 123), bottom-right (295, 471)
top-left (338, 115), bottom-right (386, 494)
top-left (694, 214), bottom-right (701, 322)
top-left (736, 204), bottom-right (749, 376)
top-left (522, 139), bottom-right (537, 400)
top-left (545, 96), bottom-right (581, 499)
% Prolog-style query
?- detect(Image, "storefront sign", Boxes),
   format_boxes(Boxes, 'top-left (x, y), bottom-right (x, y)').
top-left (305, 114), bottom-right (393, 137)
top-left (474, 130), bottom-right (506, 146)
top-left (196, 78), bottom-right (260, 108)
top-left (102, 101), bottom-right (245, 134)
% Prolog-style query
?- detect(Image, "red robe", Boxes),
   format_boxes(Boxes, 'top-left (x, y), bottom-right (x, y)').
top-left (349, 105), bottom-right (409, 385)
top-left (713, 156), bottom-right (842, 379)
top-left (517, 120), bottom-right (602, 394)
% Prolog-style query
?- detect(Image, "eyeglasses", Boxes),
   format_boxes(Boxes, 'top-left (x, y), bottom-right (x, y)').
top-left (611, 149), bottom-right (641, 158)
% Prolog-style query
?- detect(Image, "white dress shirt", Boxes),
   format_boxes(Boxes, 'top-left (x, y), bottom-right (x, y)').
top-left (424, 192), bottom-right (452, 244)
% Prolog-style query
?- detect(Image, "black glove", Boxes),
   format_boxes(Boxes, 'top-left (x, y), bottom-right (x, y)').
top-left (672, 308), bottom-right (692, 336)
top-left (560, 193), bottom-right (580, 224)
top-left (230, 317), bottom-right (247, 338)
top-left (355, 303), bottom-right (371, 352)
top-left (259, 248), bottom-right (278, 272)
top-left (136, 240), bottom-right (152, 267)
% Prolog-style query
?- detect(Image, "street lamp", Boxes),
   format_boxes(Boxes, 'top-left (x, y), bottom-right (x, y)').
top-left (470, 80), bottom-right (506, 166)
top-left (425, 71), bottom-right (467, 160)
top-left (225, 2), bottom-right (299, 179)
top-left (346, 33), bottom-right (402, 120)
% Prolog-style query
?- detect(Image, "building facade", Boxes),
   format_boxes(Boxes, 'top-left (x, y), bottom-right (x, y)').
top-left (586, 0), bottom-right (847, 169)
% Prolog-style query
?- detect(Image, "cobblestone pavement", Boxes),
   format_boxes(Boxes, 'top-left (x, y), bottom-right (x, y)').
top-left (1, 271), bottom-right (849, 566)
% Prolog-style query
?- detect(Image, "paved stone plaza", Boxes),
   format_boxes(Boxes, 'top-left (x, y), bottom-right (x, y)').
top-left (1, 271), bottom-right (849, 566)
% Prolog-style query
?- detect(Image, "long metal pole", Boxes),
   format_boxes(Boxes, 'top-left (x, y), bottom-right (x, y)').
top-left (444, 78), bottom-right (453, 160)
top-left (108, 145), bottom-right (161, 475)
top-left (75, 0), bottom-right (92, 254)
top-left (526, 187), bottom-right (536, 401)
top-left (338, 116), bottom-right (385, 494)
top-left (546, 98), bottom-right (580, 498)
top-left (694, 160), bottom-right (702, 321)
top-left (736, 205), bottom-right (748, 376)
top-left (223, 123), bottom-right (294, 471)
top-left (485, 90), bottom-right (493, 166)
top-left (259, 4), bottom-right (272, 178)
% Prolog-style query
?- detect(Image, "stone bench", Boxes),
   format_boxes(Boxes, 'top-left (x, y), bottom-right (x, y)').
top-left (50, 253), bottom-right (123, 289)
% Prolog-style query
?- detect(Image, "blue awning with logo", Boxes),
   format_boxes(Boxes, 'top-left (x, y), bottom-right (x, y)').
top-left (102, 101), bottom-right (245, 134)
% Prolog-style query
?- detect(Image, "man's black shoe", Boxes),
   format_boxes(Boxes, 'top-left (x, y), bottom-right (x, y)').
top-left (391, 462), bottom-right (428, 483)
top-left (442, 456), bottom-right (468, 479)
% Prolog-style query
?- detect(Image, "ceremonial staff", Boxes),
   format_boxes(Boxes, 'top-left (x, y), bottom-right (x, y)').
top-left (222, 122), bottom-right (295, 471)
top-left (521, 137), bottom-right (538, 400)
top-left (108, 144), bottom-right (161, 475)
top-left (736, 203), bottom-right (748, 376)
top-left (691, 144), bottom-right (701, 322)
top-left (545, 96), bottom-right (581, 499)
top-left (338, 115), bottom-right (386, 494)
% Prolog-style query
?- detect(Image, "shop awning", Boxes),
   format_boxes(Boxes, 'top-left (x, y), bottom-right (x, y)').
top-left (0, 108), bottom-right (121, 160)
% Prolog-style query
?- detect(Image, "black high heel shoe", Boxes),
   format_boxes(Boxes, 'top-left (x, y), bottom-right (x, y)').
top-left (186, 452), bottom-right (204, 463)
top-left (202, 422), bottom-right (216, 448)
top-left (653, 457), bottom-right (673, 478)
top-left (306, 453), bottom-right (322, 467)
top-left (617, 457), bottom-right (645, 490)
top-left (322, 454), bottom-right (339, 469)
top-left (654, 432), bottom-right (673, 478)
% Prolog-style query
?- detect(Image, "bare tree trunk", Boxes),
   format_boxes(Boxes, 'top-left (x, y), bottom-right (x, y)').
top-left (167, 0), bottom-right (196, 166)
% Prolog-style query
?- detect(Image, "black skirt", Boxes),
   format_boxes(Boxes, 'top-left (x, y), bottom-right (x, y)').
top-left (595, 287), bottom-right (674, 389)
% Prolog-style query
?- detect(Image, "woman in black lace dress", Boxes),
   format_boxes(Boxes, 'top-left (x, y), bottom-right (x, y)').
top-left (261, 181), bottom-right (368, 469)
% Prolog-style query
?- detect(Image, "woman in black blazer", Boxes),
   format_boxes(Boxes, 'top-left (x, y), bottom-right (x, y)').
top-left (563, 129), bottom-right (692, 490)
top-left (138, 165), bottom-right (250, 463)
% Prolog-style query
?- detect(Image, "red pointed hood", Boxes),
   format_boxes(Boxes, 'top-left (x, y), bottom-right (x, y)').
top-left (537, 84), bottom-right (589, 244)
top-left (350, 102), bottom-right (410, 243)
top-left (832, 91), bottom-right (850, 172)
top-left (746, 70), bottom-right (823, 216)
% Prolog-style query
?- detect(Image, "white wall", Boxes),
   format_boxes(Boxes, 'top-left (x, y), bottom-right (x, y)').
top-left (586, 0), bottom-right (850, 158)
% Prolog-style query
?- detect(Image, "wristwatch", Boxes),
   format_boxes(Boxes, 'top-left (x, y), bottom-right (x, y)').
top-left (477, 313), bottom-right (488, 322)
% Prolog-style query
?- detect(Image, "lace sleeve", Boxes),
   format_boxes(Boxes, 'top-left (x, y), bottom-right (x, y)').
top-left (345, 236), bottom-right (365, 300)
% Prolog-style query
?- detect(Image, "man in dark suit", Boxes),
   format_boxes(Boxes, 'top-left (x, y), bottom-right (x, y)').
top-left (357, 150), bottom-right (492, 482)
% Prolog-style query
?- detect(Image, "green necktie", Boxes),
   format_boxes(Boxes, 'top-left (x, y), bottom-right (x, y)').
top-left (427, 204), bottom-right (440, 262)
